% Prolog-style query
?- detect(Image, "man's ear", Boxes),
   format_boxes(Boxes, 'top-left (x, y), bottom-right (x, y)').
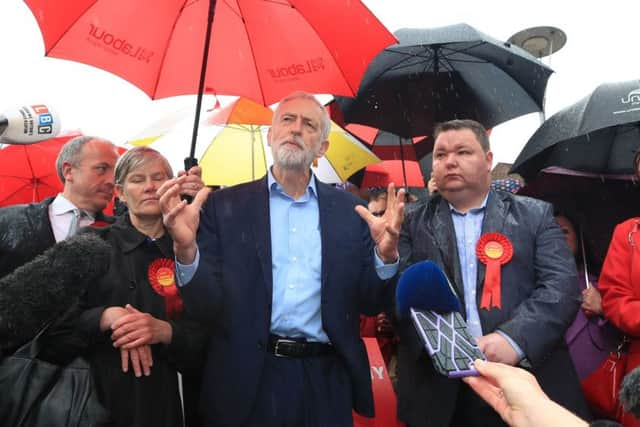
top-left (317, 139), bottom-right (329, 158)
top-left (61, 161), bottom-right (74, 183)
top-left (267, 127), bottom-right (273, 147)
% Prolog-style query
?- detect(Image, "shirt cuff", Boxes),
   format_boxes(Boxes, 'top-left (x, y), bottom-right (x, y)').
top-left (496, 329), bottom-right (525, 361)
top-left (373, 248), bottom-right (399, 280)
top-left (175, 247), bottom-right (200, 287)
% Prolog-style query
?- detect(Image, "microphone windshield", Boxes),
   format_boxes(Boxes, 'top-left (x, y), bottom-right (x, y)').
top-left (621, 366), bottom-right (640, 419)
top-left (396, 260), bottom-right (461, 315)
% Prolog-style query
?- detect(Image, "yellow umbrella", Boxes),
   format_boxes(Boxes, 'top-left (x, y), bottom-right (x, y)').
top-left (130, 97), bottom-right (380, 186)
top-left (199, 123), bottom-right (268, 186)
top-left (199, 120), bottom-right (381, 186)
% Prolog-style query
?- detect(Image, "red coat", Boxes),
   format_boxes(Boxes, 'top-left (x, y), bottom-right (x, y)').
top-left (599, 218), bottom-right (640, 427)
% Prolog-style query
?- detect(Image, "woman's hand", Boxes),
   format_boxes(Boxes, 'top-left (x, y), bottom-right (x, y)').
top-left (582, 286), bottom-right (603, 317)
top-left (119, 345), bottom-right (153, 378)
top-left (100, 305), bottom-right (156, 376)
top-left (110, 304), bottom-right (172, 348)
top-left (464, 359), bottom-right (588, 427)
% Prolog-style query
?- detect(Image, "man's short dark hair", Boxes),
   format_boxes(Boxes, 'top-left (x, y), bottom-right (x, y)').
top-left (433, 119), bottom-right (491, 152)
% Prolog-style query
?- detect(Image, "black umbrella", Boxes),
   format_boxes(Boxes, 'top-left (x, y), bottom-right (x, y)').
top-left (518, 167), bottom-right (640, 272)
top-left (335, 23), bottom-right (553, 138)
top-left (511, 79), bottom-right (640, 181)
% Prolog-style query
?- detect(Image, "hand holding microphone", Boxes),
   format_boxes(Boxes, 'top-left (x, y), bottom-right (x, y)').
top-left (0, 104), bottom-right (61, 144)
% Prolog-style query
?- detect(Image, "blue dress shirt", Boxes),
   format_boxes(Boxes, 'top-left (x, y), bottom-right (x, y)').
top-left (449, 195), bottom-right (524, 359)
top-left (176, 169), bottom-right (397, 343)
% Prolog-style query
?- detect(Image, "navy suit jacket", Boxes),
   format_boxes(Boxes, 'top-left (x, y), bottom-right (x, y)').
top-left (396, 190), bottom-right (590, 427)
top-left (180, 177), bottom-right (392, 426)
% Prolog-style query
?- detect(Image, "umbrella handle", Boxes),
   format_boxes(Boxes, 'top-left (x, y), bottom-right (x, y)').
top-left (181, 157), bottom-right (200, 203)
top-left (184, 156), bottom-right (199, 171)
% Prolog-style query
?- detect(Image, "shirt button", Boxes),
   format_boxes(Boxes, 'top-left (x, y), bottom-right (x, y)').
top-left (469, 263), bottom-right (474, 268)
top-left (292, 228), bottom-right (297, 233)
top-left (292, 257), bottom-right (297, 263)
top-left (288, 285), bottom-right (295, 289)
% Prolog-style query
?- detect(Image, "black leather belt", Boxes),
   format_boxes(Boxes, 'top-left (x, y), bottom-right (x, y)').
top-left (267, 334), bottom-right (334, 358)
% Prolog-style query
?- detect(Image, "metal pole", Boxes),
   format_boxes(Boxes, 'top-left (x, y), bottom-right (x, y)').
top-left (185, 0), bottom-right (217, 171)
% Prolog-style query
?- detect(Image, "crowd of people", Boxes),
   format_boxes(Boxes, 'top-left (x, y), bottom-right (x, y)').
top-left (0, 91), bottom-right (638, 427)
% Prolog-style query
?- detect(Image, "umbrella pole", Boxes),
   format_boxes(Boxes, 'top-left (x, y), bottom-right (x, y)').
top-left (398, 136), bottom-right (409, 199)
top-left (579, 229), bottom-right (590, 289)
top-left (186, 0), bottom-right (217, 171)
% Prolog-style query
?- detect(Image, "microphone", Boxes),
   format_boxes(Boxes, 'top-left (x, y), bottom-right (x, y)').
top-left (0, 232), bottom-right (111, 352)
top-left (0, 104), bottom-right (61, 144)
top-left (396, 260), bottom-right (461, 315)
top-left (396, 261), bottom-right (484, 378)
top-left (621, 366), bottom-right (640, 419)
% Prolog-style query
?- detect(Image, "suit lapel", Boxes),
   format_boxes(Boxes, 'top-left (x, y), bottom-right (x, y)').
top-left (430, 197), bottom-right (465, 304)
top-left (250, 178), bottom-right (274, 307)
top-left (317, 182), bottom-right (334, 294)
top-left (477, 190), bottom-right (509, 291)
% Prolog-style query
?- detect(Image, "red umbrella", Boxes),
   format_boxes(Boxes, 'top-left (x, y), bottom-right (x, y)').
top-left (25, 0), bottom-right (397, 167)
top-left (346, 123), bottom-right (432, 160)
top-left (0, 132), bottom-right (81, 207)
top-left (0, 133), bottom-right (126, 214)
top-left (361, 160), bottom-right (425, 188)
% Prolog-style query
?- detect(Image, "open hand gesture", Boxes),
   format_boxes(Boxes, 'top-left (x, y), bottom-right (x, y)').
top-left (355, 183), bottom-right (405, 263)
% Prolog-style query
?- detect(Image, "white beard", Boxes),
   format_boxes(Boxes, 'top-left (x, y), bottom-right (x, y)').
top-left (273, 139), bottom-right (318, 170)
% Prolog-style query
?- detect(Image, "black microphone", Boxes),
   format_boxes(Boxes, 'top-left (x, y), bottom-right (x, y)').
top-left (0, 232), bottom-right (111, 351)
top-left (621, 366), bottom-right (640, 419)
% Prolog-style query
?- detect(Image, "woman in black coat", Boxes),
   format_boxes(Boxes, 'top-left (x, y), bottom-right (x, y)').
top-left (53, 146), bottom-right (207, 427)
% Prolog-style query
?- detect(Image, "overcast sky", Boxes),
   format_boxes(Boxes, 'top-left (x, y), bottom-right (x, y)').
top-left (1, 0), bottom-right (639, 166)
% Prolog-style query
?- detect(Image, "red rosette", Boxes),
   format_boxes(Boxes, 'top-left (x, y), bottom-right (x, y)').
top-left (476, 233), bottom-right (513, 310)
top-left (148, 258), bottom-right (183, 319)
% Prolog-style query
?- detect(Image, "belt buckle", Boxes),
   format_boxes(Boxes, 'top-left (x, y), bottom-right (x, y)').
top-left (273, 339), bottom-right (297, 357)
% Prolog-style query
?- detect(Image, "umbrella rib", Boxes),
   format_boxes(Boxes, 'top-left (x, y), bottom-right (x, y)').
top-left (266, 0), bottom-right (360, 97)
top-left (0, 184), bottom-right (33, 205)
top-left (368, 47), bottom-right (436, 81)
top-left (150, 0), bottom-right (193, 99)
top-left (22, 147), bottom-right (39, 190)
top-left (38, 1), bottom-right (99, 55)
top-left (235, 0), bottom-right (269, 105)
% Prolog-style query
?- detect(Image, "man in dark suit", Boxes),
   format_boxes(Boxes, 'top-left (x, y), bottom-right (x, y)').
top-left (158, 91), bottom-right (405, 427)
top-left (0, 135), bottom-right (120, 278)
top-left (396, 119), bottom-right (590, 427)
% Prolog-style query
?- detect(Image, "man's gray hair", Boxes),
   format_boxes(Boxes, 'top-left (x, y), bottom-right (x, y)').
top-left (55, 136), bottom-right (114, 183)
top-left (115, 146), bottom-right (173, 186)
top-left (275, 91), bottom-right (331, 141)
